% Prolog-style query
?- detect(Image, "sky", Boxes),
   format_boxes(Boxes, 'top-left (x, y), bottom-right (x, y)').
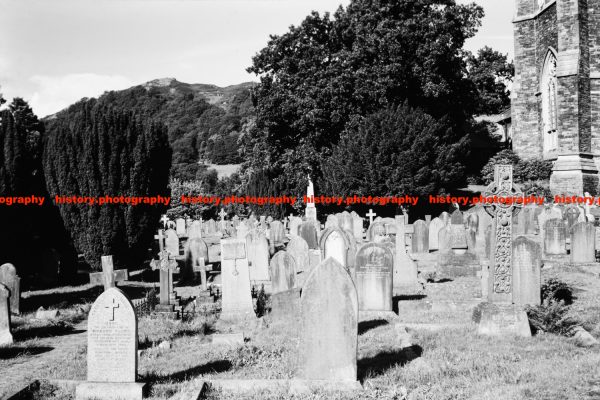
top-left (0, 0), bottom-right (514, 117)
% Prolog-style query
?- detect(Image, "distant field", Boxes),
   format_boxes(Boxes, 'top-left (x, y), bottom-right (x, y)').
top-left (206, 164), bottom-right (240, 178)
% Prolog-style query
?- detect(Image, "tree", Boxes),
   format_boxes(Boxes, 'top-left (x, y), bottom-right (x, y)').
top-left (466, 46), bottom-right (514, 115)
top-left (322, 104), bottom-right (468, 205)
top-left (43, 99), bottom-right (171, 270)
top-left (0, 100), bottom-right (78, 285)
top-left (244, 0), bottom-right (484, 195)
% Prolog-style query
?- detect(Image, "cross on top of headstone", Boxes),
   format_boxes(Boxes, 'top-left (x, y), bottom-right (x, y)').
top-left (105, 298), bottom-right (120, 321)
top-left (219, 208), bottom-right (227, 220)
top-left (160, 215), bottom-right (169, 228)
top-left (483, 164), bottom-right (523, 301)
top-left (366, 209), bottom-right (377, 224)
top-left (150, 250), bottom-right (178, 272)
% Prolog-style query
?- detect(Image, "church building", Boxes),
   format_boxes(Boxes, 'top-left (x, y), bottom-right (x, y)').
top-left (512, 0), bottom-right (600, 195)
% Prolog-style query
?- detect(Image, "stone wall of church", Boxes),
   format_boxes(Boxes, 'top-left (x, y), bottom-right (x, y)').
top-left (589, 0), bottom-right (600, 156)
top-left (512, 2), bottom-right (558, 160)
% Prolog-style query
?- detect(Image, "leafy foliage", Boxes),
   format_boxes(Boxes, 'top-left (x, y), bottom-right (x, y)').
top-left (43, 99), bottom-right (171, 270)
top-left (527, 278), bottom-right (578, 336)
top-left (244, 0), bottom-right (485, 196)
top-left (321, 104), bottom-right (469, 204)
top-left (480, 149), bottom-right (553, 184)
top-left (465, 46), bottom-right (514, 115)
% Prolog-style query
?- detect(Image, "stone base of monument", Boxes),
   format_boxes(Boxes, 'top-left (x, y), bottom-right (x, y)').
top-left (217, 310), bottom-right (257, 325)
top-left (75, 382), bottom-right (146, 400)
top-left (436, 251), bottom-right (480, 278)
top-left (474, 302), bottom-right (531, 337)
top-left (0, 330), bottom-right (13, 345)
top-left (201, 378), bottom-right (362, 394)
top-left (397, 299), bottom-right (481, 314)
top-left (153, 304), bottom-right (179, 319)
top-left (270, 288), bottom-right (301, 323)
top-left (359, 310), bottom-right (398, 321)
top-left (393, 282), bottom-right (423, 296)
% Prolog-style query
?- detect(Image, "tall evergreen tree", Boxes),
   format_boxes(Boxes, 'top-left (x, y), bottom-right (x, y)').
top-left (43, 99), bottom-right (171, 270)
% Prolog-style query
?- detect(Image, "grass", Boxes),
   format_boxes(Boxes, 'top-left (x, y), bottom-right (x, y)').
top-left (6, 264), bottom-right (600, 400)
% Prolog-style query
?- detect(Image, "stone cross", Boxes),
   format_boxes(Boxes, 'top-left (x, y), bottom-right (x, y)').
top-left (150, 249), bottom-right (179, 306)
top-left (89, 255), bottom-right (129, 291)
top-left (154, 229), bottom-right (166, 252)
top-left (366, 209), bottom-right (377, 225)
top-left (218, 208), bottom-right (227, 230)
top-left (483, 165), bottom-right (523, 303)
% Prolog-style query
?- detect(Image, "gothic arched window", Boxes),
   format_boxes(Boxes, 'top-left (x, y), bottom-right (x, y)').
top-left (541, 50), bottom-right (558, 154)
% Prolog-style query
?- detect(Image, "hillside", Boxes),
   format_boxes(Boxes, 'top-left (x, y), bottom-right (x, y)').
top-left (46, 78), bottom-right (255, 180)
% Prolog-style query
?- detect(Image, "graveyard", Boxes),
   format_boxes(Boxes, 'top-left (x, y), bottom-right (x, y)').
top-left (3, 0), bottom-right (600, 398)
top-left (0, 167), bottom-right (598, 400)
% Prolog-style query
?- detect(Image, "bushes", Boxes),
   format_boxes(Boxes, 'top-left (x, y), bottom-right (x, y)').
top-left (526, 278), bottom-right (578, 336)
top-left (480, 149), bottom-right (552, 184)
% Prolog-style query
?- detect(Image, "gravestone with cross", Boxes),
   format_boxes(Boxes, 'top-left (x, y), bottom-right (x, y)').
top-left (477, 165), bottom-right (531, 337)
top-left (219, 238), bottom-right (256, 323)
top-left (150, 235), bottom-right (180, 317)
top-left (218, 208), bottom-right (227, 232)
top-left (89, 256), bottom-right (128, 291)
top-left (76, 287), bottom-right (144, 400)
top-left (160, 214), bottom-right (169, 229)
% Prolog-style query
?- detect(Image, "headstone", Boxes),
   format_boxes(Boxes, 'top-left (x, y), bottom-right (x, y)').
top-left (289, 216), bottom-right (302, 237)
top-left (564, 205), bottom-right (581, 231)
top-left (299, 222), bottom-right (319, 250)
top-left (246, 231), bottom-right (270, 281)
top-left (440, 211), bottom-right (451, 226)
top-left (544, 219), bottom-right (567, 255)
top-left (0, 284), bottom-right (12, 345)
top-left (394, 216), bottom-right (420, 294)
top-left (188, 220), bottom-right (202, 239)
top-left (411, 220), bottom-right (429, 253)
top-left (340, 211), bottom-right (354, 233)
top-left (270, 251), bottom-right (297, 294)
top-left (512, 237), bottom-right (541, 306)
top-left (351, 213), bottom-right (364, 241)
top-left (0, 263), bottom-right (20, 315)
top-left (538, 206), bottom-right (561, 244)
top-left (236, 222), bottom-right (249, 240)
top-left (218, 209), bottom-right (227, 232)
top-left (465, 213), bottom-right (479, 250)
top-left (298, 258), bottom-right (359, 387)
top-left (205, 219), bottom-right (217, 235)
top-left (320, 228), bottom-right (350, 269)
top-left (570, 221), bottom-right (596, 263)
top-left (76, 287), bottom-right (143, 400)
top-left (150, 250), bottom-right (179, 315)
top-left (287, 236), bottom-right (310, 274)
top-left (355, 243), bottom-right (393, 312)
top-left (184, 238), bottom-right (209, 288)
top-left (450, 209), bottom-right (463, 225)
top-left (165, 229), bottom-right (180, 257)
top-left (270, 220), bottom-right (285, 246)
top-left (220, 238), bottom-right (256, 322)
top-left (325, 214), bottom-right (340, 229)
top-left (428, 217), bottom-right (444, 251)
top-left (176, 218), bottom-right (186, 236)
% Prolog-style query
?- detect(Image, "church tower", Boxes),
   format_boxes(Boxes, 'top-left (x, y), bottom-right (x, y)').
top-left (512, 0), bottom-right (600, 195)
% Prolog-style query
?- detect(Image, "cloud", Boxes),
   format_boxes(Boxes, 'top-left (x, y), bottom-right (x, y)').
top-left (29, 73), bottom-right (135, 117)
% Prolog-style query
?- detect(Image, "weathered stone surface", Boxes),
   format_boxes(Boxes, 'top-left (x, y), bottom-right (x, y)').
top-left (428, 218), bottom-right (444, 251)
top-left (570, 221), bottom-right (596, 263)
top-left (246, 231), bottom-right (270, 281)
top-left (270, 287), bottom-right (301, 324)
top-left (394, 216), bottom-right (420, 294)
top-left (0, 284), bottom-right (12, 345)
top-left (476, 302), bottom-right (531, 337)
top-left (298, 258), bottom-right (358, 382)
top-left (220, 238), bottom-right (256, 322)
top-left (165, 229), bottom-right (180, 257)
top-left (286, 236), bottom-right (310, 274)
top-left (270, 251), bottom-right (297, 294)
top-left (176, 218), bottom-right (186, 236)
top-left (512, 236), bottom-right (541, 306)
top-left (355, 243), bottom-right (393, 312)
top-left (450, 210), bottom-right (463, 225)
top-left (270, 220), bottom-right (286, 246)
top-left (544, 218), bottom-right (567, 255)
top-left (320, 228), bottom-right (351, 269)
top-left (0, 263), bottom-right (19, 314)
top-left (299, 222), bottom-right (319, 250)
top-left (411, 220), bottom-right (429, 253)
top-left (86, 288), bottom-right (137, 382)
